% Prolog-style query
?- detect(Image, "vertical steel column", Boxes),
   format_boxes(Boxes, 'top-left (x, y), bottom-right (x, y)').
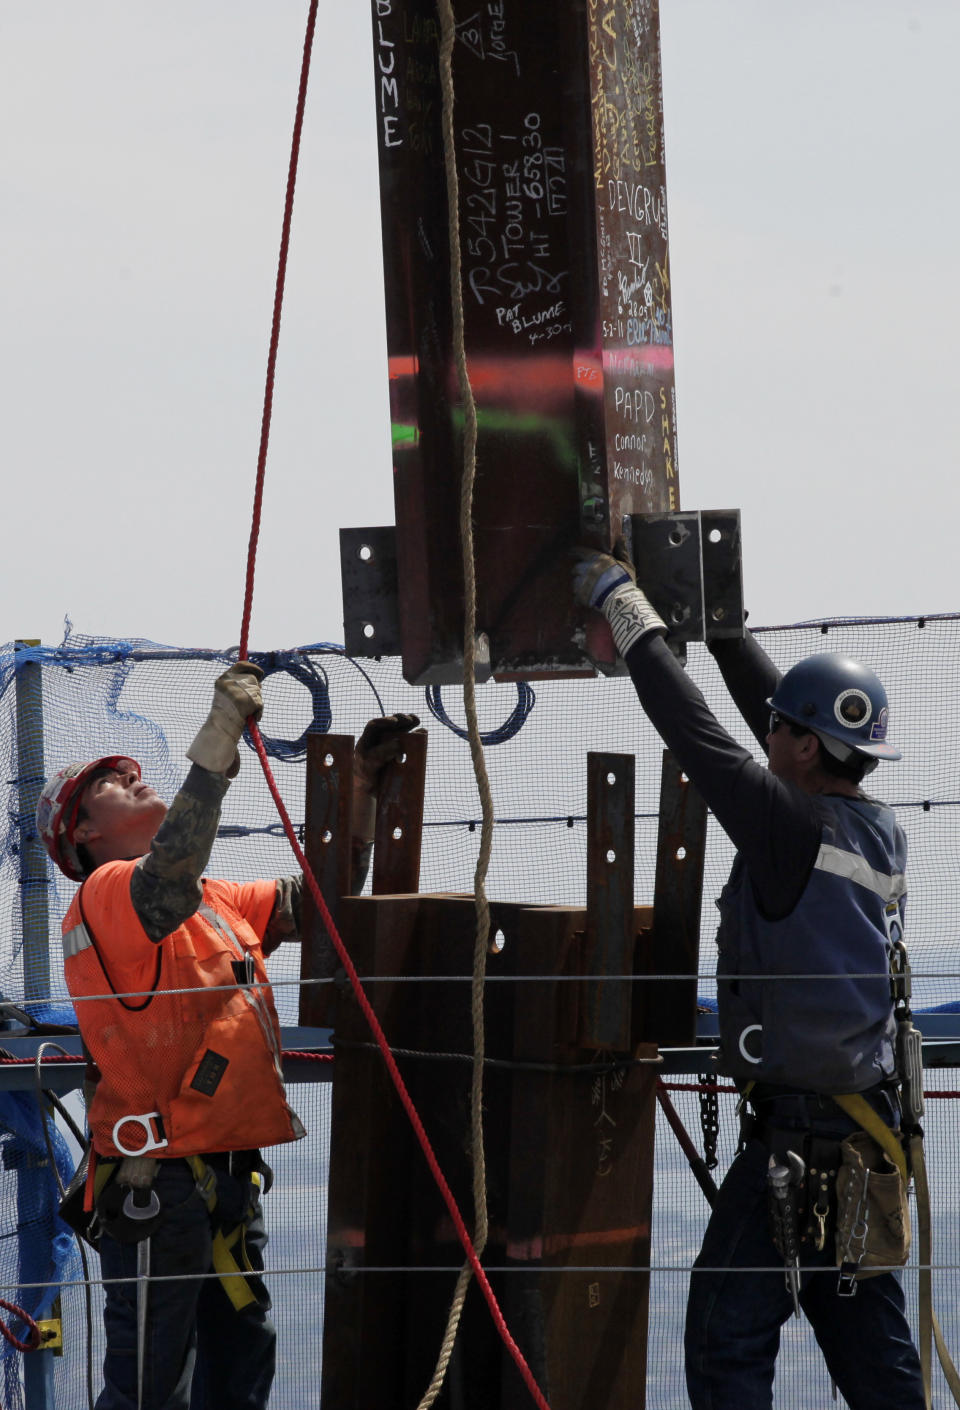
top-left (371, 730), bottom-right (428, 895)
top-left (583, 751), bottom-right (635, 1050)
top-left (644, 750), bottom-right (707, 1046)
top-left (14, 640), bottom-right (49, 1001)
top-left (368, 0), bottom-right (678, 682)
top-left (14, 640), bottom-right (54, 1408)
top-left (299, 734), bottom-right (354, 1027)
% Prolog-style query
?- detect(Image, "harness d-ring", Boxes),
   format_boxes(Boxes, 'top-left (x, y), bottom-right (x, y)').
top-left (738, 1024), bottom-right (763, 1064)
top-left (112, 1112), bottom-right (169, 1157)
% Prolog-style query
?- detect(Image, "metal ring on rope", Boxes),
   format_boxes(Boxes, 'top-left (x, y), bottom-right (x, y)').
top-left (242, 653), bottom-right (332, 763)
top-left (424, 682), bottom-right (535, 744)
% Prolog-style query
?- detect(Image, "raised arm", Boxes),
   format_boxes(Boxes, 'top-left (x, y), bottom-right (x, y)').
top-left (573, 547), bottom-right (821, 918)
top-left (131, 663), bottom-right (263, 941)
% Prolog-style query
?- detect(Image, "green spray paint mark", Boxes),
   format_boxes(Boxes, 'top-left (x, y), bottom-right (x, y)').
top-left (452, 408), bottom-right (578, 473)
top-left (391, 424), bottom-right (419, 449)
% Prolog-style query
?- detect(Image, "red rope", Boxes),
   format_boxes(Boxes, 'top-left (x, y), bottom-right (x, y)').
top-left (234, 7), bottom-right (550, 1407)
top-left (238, 0), bottom-right (318, 659)
top-left (0, 1298), bottom-right (41, 1353)
top-left (246, 730), bottom-right (550, 1410)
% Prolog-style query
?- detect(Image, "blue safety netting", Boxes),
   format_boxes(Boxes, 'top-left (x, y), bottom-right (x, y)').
top-left (3, 616), bottom-right (960, 1409)
top-left (4, 616), bottom-right (960, 1020)
top-left (0, 1092), bottom-right (79, 1410)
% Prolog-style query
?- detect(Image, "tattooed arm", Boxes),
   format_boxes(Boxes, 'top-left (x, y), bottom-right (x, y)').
top-left (130, 764), bottom-right (230, 943)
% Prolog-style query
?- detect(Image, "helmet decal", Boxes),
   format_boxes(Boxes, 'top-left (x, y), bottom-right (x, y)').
top-left (870, 706), bottom-right (889, 742)
top-left (833, 688), bottom-right (872, 730)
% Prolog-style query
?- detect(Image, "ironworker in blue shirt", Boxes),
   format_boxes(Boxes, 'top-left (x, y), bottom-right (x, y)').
top-left (573, 544), bottom-right (924, 1410)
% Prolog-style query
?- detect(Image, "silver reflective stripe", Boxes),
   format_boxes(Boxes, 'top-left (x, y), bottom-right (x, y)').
top-left (63, 923), bottom-right (93, 959)
top-left (198, 902), bottom-right (243, 952)
top-left (815, 843), bottom-right (906, 904)
top-left (197, 903), bottom-right (286, 1080)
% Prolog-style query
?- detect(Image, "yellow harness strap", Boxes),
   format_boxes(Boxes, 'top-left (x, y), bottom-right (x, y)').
top-left (93, 1158), bottom-right (119, 1203)
top-left (829, 1101), bottom-right (960, 1409)
top-left (186, 1156), bottom-right (262, 1313)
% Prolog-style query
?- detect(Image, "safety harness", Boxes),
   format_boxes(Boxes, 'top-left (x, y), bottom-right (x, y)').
top-left (185, 1155), bottom-right (268, 1313)
top-left (746, 939), bottom-right (960, 1409)
top-left (69, 1146), bottom-right (268, 1312)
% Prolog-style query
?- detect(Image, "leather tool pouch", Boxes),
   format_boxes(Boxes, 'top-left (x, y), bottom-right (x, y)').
top-left (835, 1130), bottom-right (910, 1280)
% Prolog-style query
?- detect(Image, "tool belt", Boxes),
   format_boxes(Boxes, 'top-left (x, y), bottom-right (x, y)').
top-left (58, 1146), bottom-right (272, 1312)
top-left (751, 1086), bottom-right (910, 1284)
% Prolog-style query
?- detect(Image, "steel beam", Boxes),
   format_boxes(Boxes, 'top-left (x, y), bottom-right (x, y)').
top-left (583, 751), bottom-right (635, 1050)
top-left (321, 893), bottom-right (656, 1409)
top-left (639, 751), bottom-right (708, 1047)
top-left (368, 0), bottom-right (678, 682)
top-left (372, 729), bottom-right (428, 895)
top-left (299, 734), bottom-right (354, 1027)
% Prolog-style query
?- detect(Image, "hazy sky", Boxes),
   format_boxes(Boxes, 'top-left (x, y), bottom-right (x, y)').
top-left (2, 2), bottom-right (957, 653)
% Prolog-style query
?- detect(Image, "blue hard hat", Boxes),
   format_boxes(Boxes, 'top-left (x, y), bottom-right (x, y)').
top-left (767, 653), bottom-right (902, 763)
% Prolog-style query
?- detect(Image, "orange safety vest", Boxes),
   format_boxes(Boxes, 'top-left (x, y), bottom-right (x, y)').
top-left (62, 859), bottom-right (305, 1159)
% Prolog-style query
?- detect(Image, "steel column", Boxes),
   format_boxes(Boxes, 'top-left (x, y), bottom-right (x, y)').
top-left (372, 729), bottom-right (428, 895)
top-left (299, 734), bottom-right (355, 1027)
top-left (583, 751), bottom-right (635, 1050)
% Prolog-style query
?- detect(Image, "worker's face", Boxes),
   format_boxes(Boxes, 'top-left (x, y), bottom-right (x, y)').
top-left (766, 716), bottom-right (815, 785)
top-left (73, 763), bottom-right (167, 856)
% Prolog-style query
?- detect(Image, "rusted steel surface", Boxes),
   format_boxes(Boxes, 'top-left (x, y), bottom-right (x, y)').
top-left (502, 904), bottom-right (655, 1410)
top-left (298, 734), bottom-right (354, 1027)
top-left (321, 894), bottom-right (426, 1410)
top-left (321, 893), bottom-right (656, 1409)
top-left (372, 728), bottom-right (428, 895)
top-left (638, 750), bottom-right (707, 1046)
top-left (370, 0), bottom-right (677, 683)
top-left (583, 751), bottom-right (635, 1050)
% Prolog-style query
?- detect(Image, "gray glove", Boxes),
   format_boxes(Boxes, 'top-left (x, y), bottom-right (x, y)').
top-left (602, 580), bottom-right (667, 657)
top-left (573, 541), bottom-right (666, 659)
top-left (352, 713), bottom-right (421, 843)
top-left (187, 662), bottom-right (264, 778)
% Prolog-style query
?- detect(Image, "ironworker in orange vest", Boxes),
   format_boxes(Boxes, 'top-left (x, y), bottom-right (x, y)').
top-left (36, 663), bottom-right (419, 1410)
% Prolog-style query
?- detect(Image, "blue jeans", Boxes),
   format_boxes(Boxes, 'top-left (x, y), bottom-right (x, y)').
top-left (96, 1160), bottom-right (276, 1410)
top-left (684, 1106), bottom-right (924, 1410)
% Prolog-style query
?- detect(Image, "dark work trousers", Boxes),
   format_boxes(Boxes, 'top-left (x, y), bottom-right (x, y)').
top-left (96, 1159), bottom-right (275, 1410)
top-left (684, 1100), bottom-right (925, 1410)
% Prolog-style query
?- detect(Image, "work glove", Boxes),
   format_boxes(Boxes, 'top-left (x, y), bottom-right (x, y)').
top-left (187, 661), bottom-right (264, 778)
top-left (573, 541), bottom-right (667, 659)
top-left (352, 713), bottom-right (421, 843)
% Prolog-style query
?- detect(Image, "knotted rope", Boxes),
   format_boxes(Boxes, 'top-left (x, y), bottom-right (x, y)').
top-left (414, 1), bottom-right (496, 1403)
top-left (236, 4), bottom-right (548, 1406)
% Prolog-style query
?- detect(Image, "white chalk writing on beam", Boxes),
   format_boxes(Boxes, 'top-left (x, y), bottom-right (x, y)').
top-left (374, 1), bottom-right (402, 148)
top-left (613, 386), bottom-right (656, 423)
top-left (606, 180), bottom-right (666, 239)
